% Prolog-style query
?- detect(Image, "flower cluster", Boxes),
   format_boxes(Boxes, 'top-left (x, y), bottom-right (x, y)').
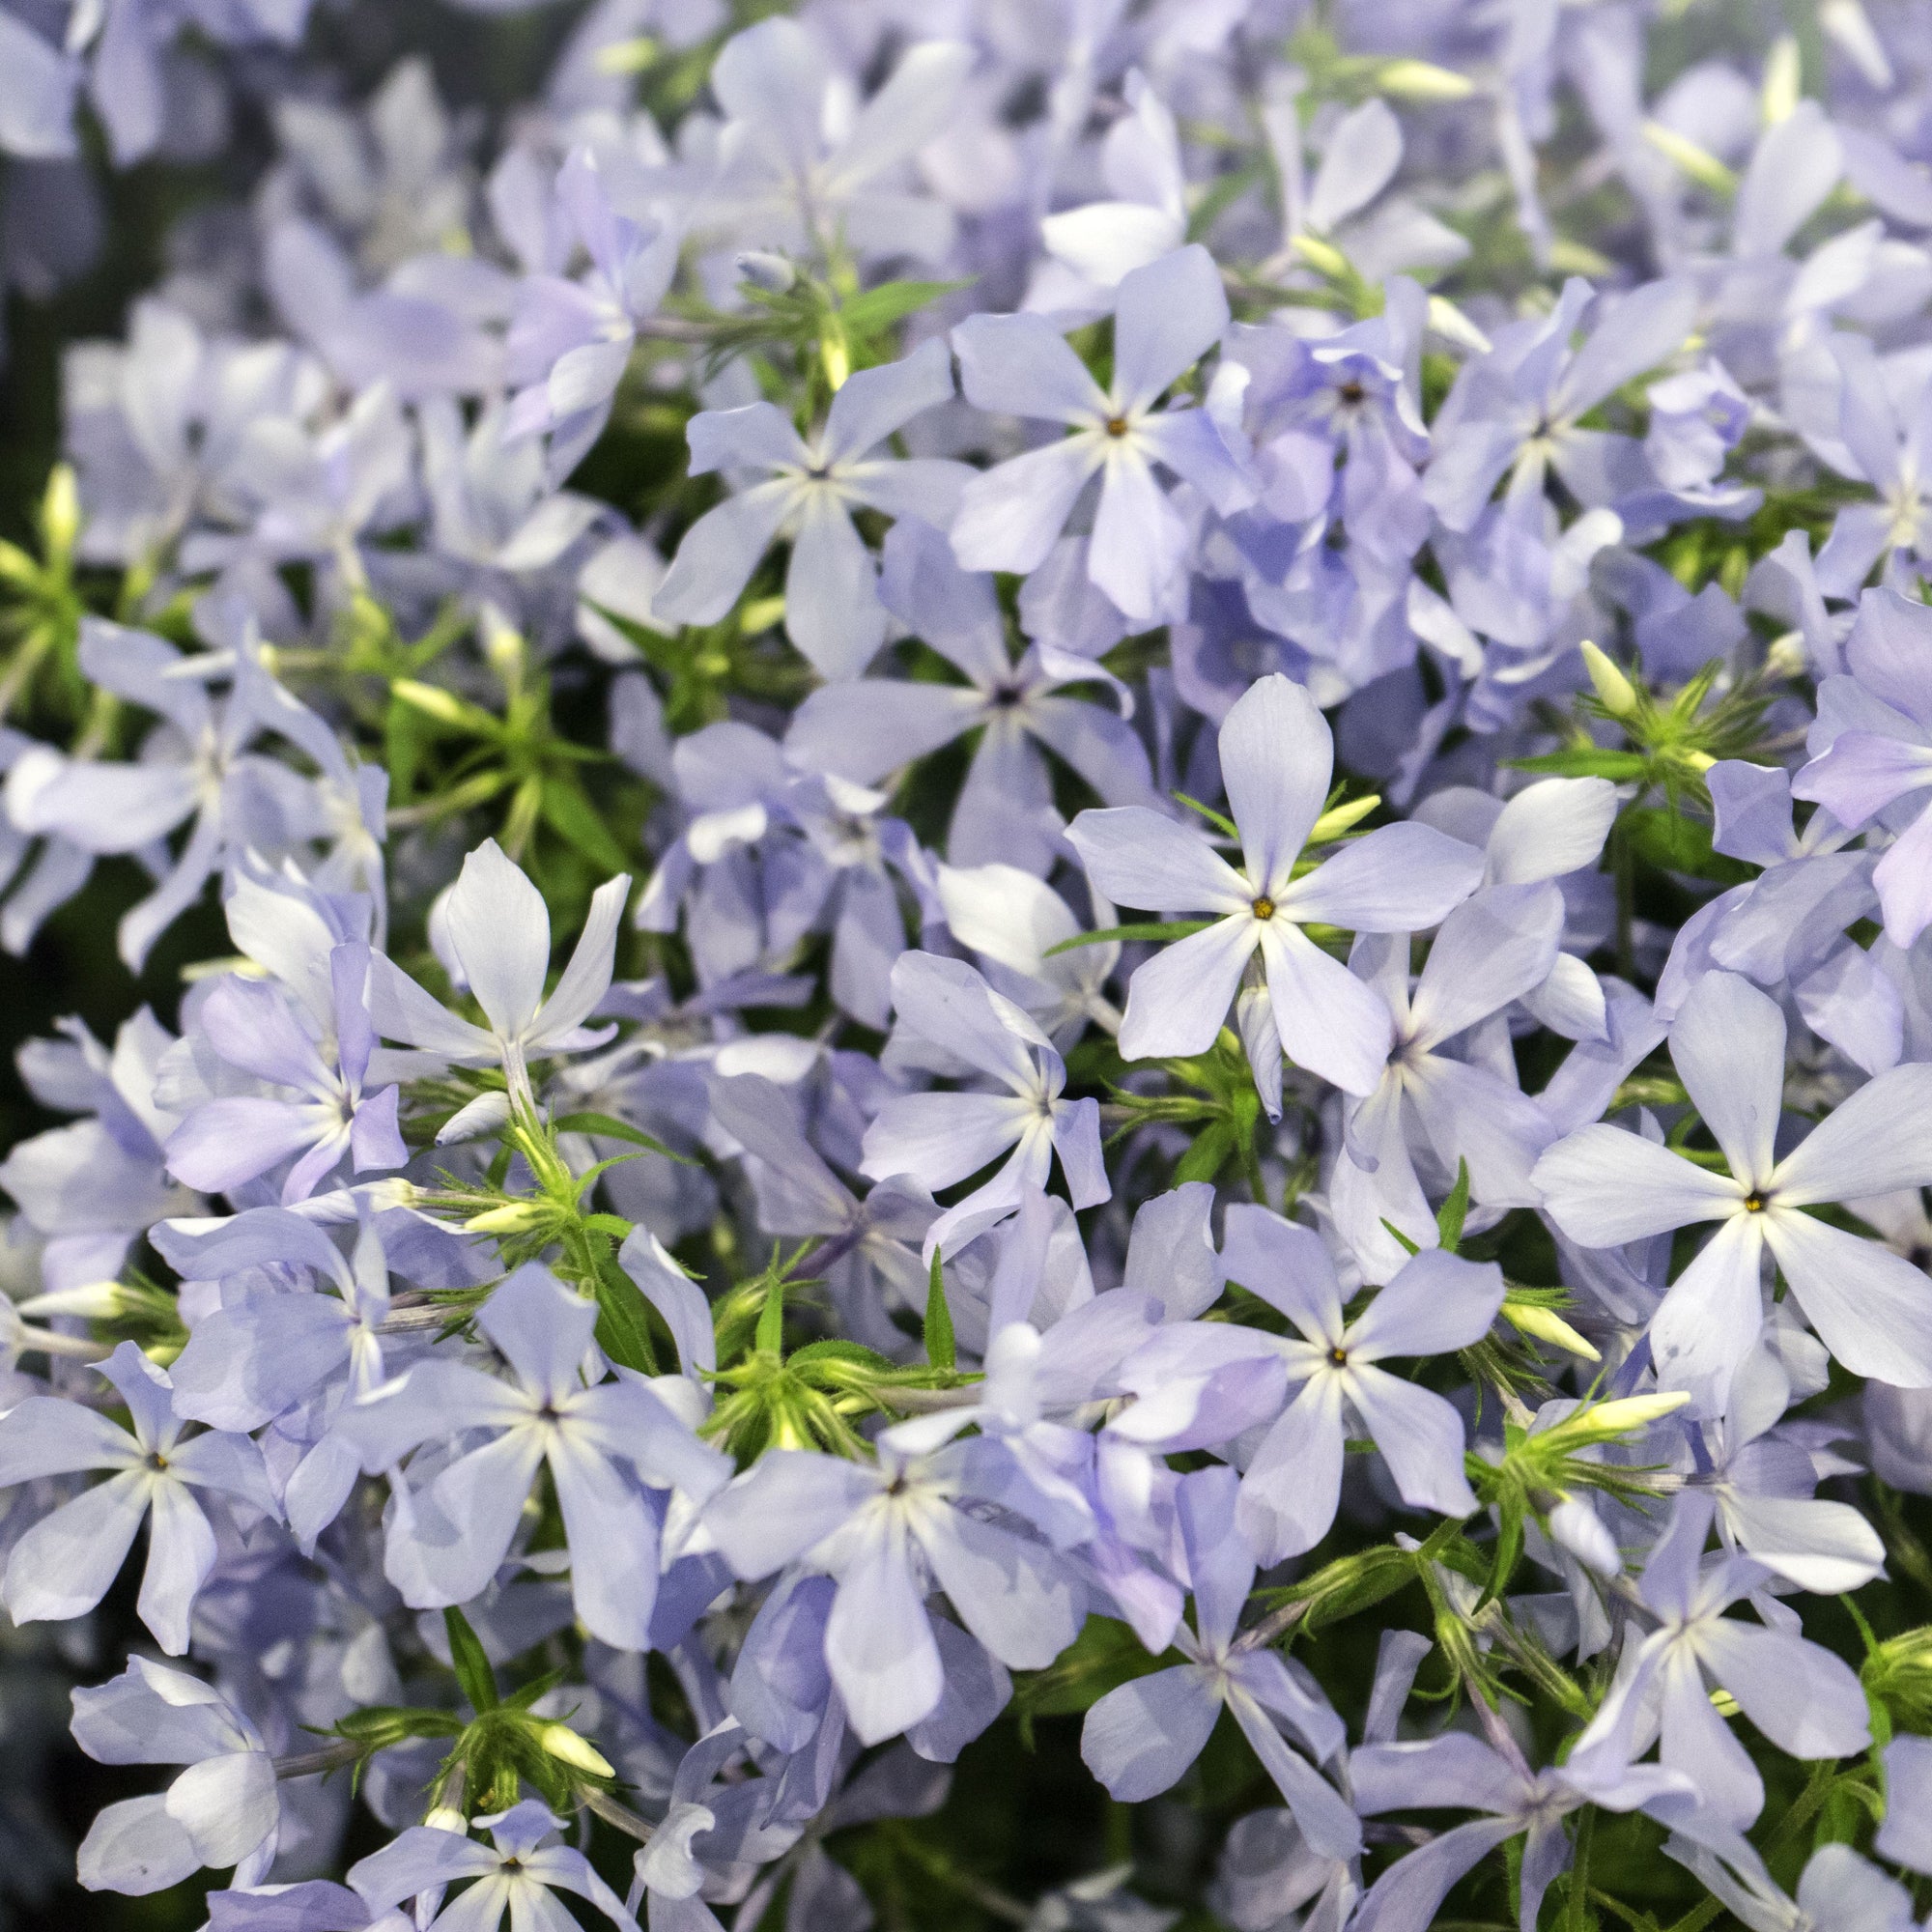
top-left (4, 1), bottom-right (1932, 1927)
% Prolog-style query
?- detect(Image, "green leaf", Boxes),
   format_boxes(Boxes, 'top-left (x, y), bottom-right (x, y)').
top-left (924, 1250), bottom-right (955, 1372)
top-left (1174, 1120), bottom-right (1237, 1186)
top-left (591, 1256), bottom-right (661, 1375)
top-left (1379, 1217), bottom-right (1422, 1258)
top-left (443, 1606), bottom-right (498, 1713)
top-left (551, 1112), bottom-right (696, 1164)
top-left (757, 1274), bottom-right (785, 1354)
top-left (1620, 806), bottom-right (1752, 883)
top-left (539, 776), bottom-right (632, 875)
top-left (1435, 1158), bottom-right (1471, 1252)
top-left (1012, 1617), bottom-right (1170, 1722)
top-left (1174, 791), bottom-right (1239, 838)
top-left (1476, 1494), bottom-right (1525, 1613)
top-left (786, 1339), bottom-right (899, 1371)
top-left (838, 277), bottom-right (973, 337)
top-left (1043, 918), bottom-right (1216, 957)
top-left (1507, 749), bottom-right (1648, 781)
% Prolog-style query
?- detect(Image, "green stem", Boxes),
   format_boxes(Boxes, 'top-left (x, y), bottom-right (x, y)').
top-left (1565, 1805), bottom-right (1595, 1932)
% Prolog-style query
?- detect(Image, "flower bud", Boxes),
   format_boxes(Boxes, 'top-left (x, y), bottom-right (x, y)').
top-left (735, 250), bottom-right (796, 295)
top-left (41, 464), bottom-right (79, 558)
top-left (1501, 1301), bottom-right (1601, 1361)
top-left (1579, 639), bottom-right (1640, 720)
top-left (539, 1723), bottom-right (615, 1778)
top-left (1377, 58), bottom-right (1475, 100)
top-left (464, 1201), bottom-right (547, 1236)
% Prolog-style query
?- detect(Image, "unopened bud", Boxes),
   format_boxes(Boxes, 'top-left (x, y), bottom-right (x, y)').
top-left (1293, 232), bottom-right (1350, 280)
top-left (1579, 639), bottom-right (1639, 720)
top-left (1376, 58), bottom-right (1475, 100)
top-left (539, 1723), bottom-right (614, 1778)
top-left (424, 1805), bottom-right (469, 1834)
top-left (593, 33), bottom-right (659, 76)
top-left (735, 250), bottom-right (796, 295)
top-left (1502, 1301), bottom-right (1601, 1361)
top-left (1559, 1391), bottom-right (1691, 1446)
top-left (464, 1202), bottom-right (546, 1236)
top-left (41, 465), bottom-right (79, 557)
top-left (820, 327), bottom-right (851, 392)
top-left (1761, 36), bottom-right (1803, 123)
top-left (1308, 794), bottom-right (1380, 844)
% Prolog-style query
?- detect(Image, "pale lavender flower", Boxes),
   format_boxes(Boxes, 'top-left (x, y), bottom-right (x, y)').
top-left (1080, 1465), bottom-right (1359, 1860)
top-left (951, 245), bottom-right (1256, 625)
top-left (1217, 1208), bottom-right (1503, 1562)
top-left (860, 952), bottom-right (1109, 1260)
top-left (369, 838), bottom-right (629, 1118)
top-left (696, 19), bottom-right (973, 267)
top-left (6, 618), bottom-right (366, 969)
top-left (652, 339), bottom-right (971, 680)
top-left (1568, 1492), bottom-right (1868, 1828)
top-left (1533, 970), bottom-right (1932, 1406)
top-left (350, 1800), bottom-right (639, 1932)
top-left (335, 1264), bottom-right (728, 1649)
top-left (0, 1341), bottom-right (274, 1653)
top-left (504, 149), bottom-right (678, 480)
top-left (1350, 1700), bottom-right (1696, 1932)
top-left (164, 943), bottom-right (406, 1204)
top-left (71, 1659), bottom-right (279, 1895)
top-left (1792, 586), bottom-right (1932, 946)
top-left (1331, 883), bottom-right (1564, 1272)
top-left (704, 1431), bottom-right (1083, 1747)
top-left (785, 517), bottom-right (1158, 872)
top-left (1067, 673), bottom-right (1483, 1094)
top-left (1423, 276), bottom-right (1697, 531)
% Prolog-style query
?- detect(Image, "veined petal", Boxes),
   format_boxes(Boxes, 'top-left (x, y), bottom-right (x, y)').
top-left (445, 839), bottom-right (551, 1045)
top-left (826, 1518), bottom-right (945, 1745)
top-left (1669, 972), bottom-right (1785, 1191)
top-left (1762, 1208), bottom-right (1932, 1384)
top-left (3, 1470), bottom-right (151, 1627)
top-left (1533, 1125), bottom-right (1747, 1245)
top-left (1081, 1665), bottom-right (1221, 1801)
top-left (1773, 1063), bottom-right (1932, 1206)
top-left (1647, 1214), bottom-right (1768, 1405)
top-left (952, 440), bottom-right (1103, 578)
top-left (1065, 808), bottom-right (1250, 915)
top-left (1259, 922), bottom-right (1393, 1096)
top-left (1346, 1366), bottom-right (1477, 1518)
top-left (1218, 674), bottom-right (1331, 898)
top-left (1116, 916), bottom-right (1257, 1061)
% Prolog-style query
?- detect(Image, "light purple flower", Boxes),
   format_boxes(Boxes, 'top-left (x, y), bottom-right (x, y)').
top-left (369, 838), bottom-right (629, 1117)
top-left (71, 1659), bottom-right (279, 1895)
top-left (951, 245), bottom-right (1256, 624)
top-left (504, 148), bottom-right (679, 479)
top-left (653, 339), bottom-right (971, 680)
top-left (1533, 970), bottom-right (1932, 1406)
top-left (1569, 1492), bottom-right (1868, 1828)
top-left (704, 1433), bottom-right (1083, 1747)
top-left (785, 517), bottom-right (1158, 872)
top-left (1066, 673), bottom-right (1483, 1094)
top-left (1080, 1465), bottom-right (1360, 1860)
top-left (1792, 586), bottom-right (1932, 946)
top-left (334, 1264), bottom-right (728, 1649)
top-left (860, 952), bottom-right (1109, 1259)
top-left (1218, 1208), bottom-right (1503, 1561)
top-left (0, 1341), bottom-right (274, 1653)
top-left (350, 1799), bottom-right (639, 1932)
